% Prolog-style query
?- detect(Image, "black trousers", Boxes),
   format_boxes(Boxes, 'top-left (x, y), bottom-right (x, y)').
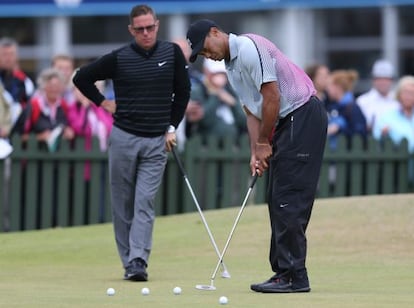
top-left (268, 96), bottom-right (327, 275)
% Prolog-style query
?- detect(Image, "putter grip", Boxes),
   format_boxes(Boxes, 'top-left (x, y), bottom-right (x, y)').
top-left (250, 172), bottom-right (259, 188)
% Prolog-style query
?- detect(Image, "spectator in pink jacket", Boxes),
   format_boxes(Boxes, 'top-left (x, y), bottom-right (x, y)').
top-left (67, 83), bottom-right (113, 180)
top-left (68, 82), bottom-right (113, 152)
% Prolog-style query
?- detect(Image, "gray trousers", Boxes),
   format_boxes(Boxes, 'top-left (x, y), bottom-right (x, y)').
top-left (108, 126), bottom-right (167, 268)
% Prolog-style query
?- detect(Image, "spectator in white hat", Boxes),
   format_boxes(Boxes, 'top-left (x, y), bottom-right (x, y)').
top-left (372, 75), bottom-right (414, 182)
top-left (356, 59), bottom-right (399, 133)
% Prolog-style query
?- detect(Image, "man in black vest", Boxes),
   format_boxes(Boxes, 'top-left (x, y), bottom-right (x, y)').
top-left (73, 4), bottom-right (190, 281)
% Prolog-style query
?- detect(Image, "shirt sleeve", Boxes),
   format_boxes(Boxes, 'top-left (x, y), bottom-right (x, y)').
top-left (72, 52), bottom-right (117, 106)
top-left (170, 43), bottom-right (191, 128)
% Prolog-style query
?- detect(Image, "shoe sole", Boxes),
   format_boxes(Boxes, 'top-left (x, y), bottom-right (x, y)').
top-left (250, 279), bottom-right (274, 292)
top-left (260, 287), bottom-right (311, 293)
top-left (124, 272), bottom-right (148, 281)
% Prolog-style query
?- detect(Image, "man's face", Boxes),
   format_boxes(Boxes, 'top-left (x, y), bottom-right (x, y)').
top-left (43, 76), bottom-right (64, 103)
top-left (199, 29), bottom-right (225, 61)
top-left (326, 77), bottom-right (341, 102)
top-left (53, 59), bottom-right (74, 85)
top-left (373, 77), bottom-right (393, 96)
top-left (314, 66), bottom-right (330, 92)
top-left (0, 45), bottom-right (18, 71)
top-left (399, 83), bottom-right (414, 110)
top-left (129, 14), bottom-right (159, 50)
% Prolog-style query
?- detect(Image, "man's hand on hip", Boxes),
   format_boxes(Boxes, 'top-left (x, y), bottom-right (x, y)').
top-left (100, 99), bottom-right (116, 114)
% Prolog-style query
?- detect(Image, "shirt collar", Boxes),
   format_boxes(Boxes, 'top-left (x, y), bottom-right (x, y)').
top-left (227, 33), bottom-right (239, 65)
top-left (131, 40), bottom-right (159, 58)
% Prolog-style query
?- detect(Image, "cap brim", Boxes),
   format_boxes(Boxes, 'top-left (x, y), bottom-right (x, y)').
top-left (189, 40), bottom-right (204, 63)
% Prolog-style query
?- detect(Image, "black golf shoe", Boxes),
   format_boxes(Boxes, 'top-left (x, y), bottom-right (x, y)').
top-left (251, 269), bottom-right (311, 293)
top-left (124, 258), bottom-right (148, 281)
top-left (250, 273), bottom-right (281, 292)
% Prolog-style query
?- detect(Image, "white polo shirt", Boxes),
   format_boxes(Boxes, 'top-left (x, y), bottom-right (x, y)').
top-left (225, 33), bottom-right (315, 120)
top-left (356, 88), bottom-right (399, 129)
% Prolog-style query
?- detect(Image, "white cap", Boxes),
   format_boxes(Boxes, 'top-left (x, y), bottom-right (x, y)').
top-left (203, 58), bottom-right (226, 74)
top-left (372, 59), bottom-right (394, 79)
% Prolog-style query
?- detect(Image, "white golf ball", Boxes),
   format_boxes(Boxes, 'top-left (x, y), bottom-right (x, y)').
top-left (106, 287), bottom-right (115, 296)
top-left (173, 286), bottom-right (182, 295)
top-left (219, 296), bottom-right (228, 305)
top-left (141, 287), bottom-right (150, 295)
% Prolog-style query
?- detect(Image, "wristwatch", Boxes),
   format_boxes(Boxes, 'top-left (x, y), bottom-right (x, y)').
top-left (167, 125), bottom-right (176, 133)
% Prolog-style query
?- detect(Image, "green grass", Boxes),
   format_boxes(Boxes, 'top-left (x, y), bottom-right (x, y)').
top-left (1, 194), bottom-right (414, 307)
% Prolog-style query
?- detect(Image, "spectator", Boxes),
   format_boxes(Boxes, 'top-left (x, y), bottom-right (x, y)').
top-left (373, 75), bottom-right (414, 152)
top-left (18, 68), bottom-right (74, 151)
top-left (0, 37), bottom-right (35, 129)
top-left (67, 82), bottom-right (113, 223)
top-left (52, 54), bottom-right (77, 106)
top-left (73, 4), bottom-right (190, 282)
top-left (356, 59), bottom-right (399, 133)
top-left (68, 82), bottom-right (113, 153)
top-left (172, 38), bottom-right (204, 86)
top-left (326, 69), bottom-right (367, 149)
top-left (172, 38), bottom-right (205, 150)
top-left (0, 82), bottom-right (13, 158)
top-left (191, 58), bottom-right (246, 141)
top-left (0, 82), bottom-right (12, 139)
top-left (305, 63), bottom-right (330, 104)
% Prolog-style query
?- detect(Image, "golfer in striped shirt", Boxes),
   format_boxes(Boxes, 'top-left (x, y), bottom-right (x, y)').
top-left (187, 19), bottom-right (327, 293)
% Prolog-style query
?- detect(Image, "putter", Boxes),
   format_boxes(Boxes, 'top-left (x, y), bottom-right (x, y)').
top-left (172, 147), bottom-right (231, 278)
top-left (196, 172), bottom-right (259, 291)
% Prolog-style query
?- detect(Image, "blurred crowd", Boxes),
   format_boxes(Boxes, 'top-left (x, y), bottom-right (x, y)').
top-left (306, 59), bottom-right (414, 154)
top-left (0, 37), bottom-right (114, 156)
top-left (1, 36), bottom-right (414, 157)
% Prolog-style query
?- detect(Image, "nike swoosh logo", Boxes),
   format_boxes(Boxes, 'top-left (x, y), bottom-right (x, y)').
top-left (158, 61), bottom-right (167, 67)
top-left (280, 203), bottom-right (289, 208)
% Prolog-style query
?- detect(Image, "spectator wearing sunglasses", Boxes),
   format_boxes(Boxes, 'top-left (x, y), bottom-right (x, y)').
top-left (73, 4), bottom-right (190, 282)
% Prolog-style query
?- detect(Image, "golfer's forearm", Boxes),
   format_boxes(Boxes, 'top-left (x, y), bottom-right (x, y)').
top-left (259, 98), bottom-right (279, 143)
top-left (246, 114), bottom-right (261, 153)
top-left (259, 83), bottom-right (279, 143)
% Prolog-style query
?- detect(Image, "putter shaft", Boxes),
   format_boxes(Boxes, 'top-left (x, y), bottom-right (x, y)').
top-left (172, 147), bottom-right (231, 276)
top-left (209, 173), bottom-right (259, 283)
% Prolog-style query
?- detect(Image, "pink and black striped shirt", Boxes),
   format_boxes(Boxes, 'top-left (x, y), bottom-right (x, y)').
top-left (225, 33), bottom-right (316, 120)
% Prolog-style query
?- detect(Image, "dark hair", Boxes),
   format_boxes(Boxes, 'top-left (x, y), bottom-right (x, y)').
top-left (305, 64), bottom-right (324, 81)
top-left (129, 4), bottom-right (156, 24)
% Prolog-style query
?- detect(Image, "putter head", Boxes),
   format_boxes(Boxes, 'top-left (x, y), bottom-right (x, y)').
top-left (221, 270), bottom-right (231, 278)
top-left (195, 284), bottom-right (216, 291)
